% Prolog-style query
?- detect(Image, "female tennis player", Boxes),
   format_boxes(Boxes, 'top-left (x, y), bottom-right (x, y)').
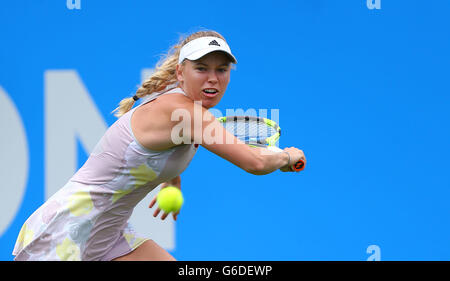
top-left (12, 30), bottom-right (306, 261)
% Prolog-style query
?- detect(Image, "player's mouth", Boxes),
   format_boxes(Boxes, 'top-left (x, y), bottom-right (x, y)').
top-left (202, 88), bottom-right (219, 98)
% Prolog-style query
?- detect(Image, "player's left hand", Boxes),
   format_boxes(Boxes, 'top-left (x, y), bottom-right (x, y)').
top-left (149, 176), bottom-right (181, 221)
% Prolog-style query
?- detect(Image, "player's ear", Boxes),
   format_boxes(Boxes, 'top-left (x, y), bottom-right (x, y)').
top-left (176, 63), bottom-right (184, 83)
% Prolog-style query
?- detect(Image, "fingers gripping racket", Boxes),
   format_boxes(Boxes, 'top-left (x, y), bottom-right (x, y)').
top-left (217, 116), bottom-right (305, 172)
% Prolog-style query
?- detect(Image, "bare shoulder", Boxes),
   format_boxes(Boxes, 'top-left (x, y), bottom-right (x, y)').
top-left (156, 92), bottom-right (193, 107)
top-left (131, 93), bottom-right (194, 151)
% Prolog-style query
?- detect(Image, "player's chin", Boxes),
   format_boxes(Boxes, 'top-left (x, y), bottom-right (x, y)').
top-left (202, 100), bottom-right (219, 108)
top-left (201, 96), bottom-right (222, 108)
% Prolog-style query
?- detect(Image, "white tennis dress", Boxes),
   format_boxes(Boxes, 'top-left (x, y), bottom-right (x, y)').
top-left (13, 86), bottom-right (198, 261)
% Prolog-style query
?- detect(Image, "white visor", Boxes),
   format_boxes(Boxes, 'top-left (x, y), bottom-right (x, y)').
top-left (178, 36), bottom-right (237, 64)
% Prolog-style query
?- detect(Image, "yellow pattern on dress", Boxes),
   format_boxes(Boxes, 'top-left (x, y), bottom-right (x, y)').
top-left (56, 238), bottom-right (81, 261)
top-left (16, 223), bottom-right (34, 250)
top-left (68, 191), bottom-right (94, 216)
top-left (112, 163), bottom-right (157, 203)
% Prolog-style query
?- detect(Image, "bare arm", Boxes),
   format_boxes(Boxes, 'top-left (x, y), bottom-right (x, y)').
top-left (164, 175), bottom-right (181, 187)
top-left (180, 101), bottom-right (302, 175)
top-left (246, 146), bottom-right (291, 175)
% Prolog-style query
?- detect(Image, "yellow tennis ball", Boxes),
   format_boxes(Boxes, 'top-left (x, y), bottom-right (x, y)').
top-left (157, 186), bottom-right (184, 213)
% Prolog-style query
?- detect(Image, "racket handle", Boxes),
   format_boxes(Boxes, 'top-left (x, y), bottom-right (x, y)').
top-left (292, 159), bottom-right (305, 172)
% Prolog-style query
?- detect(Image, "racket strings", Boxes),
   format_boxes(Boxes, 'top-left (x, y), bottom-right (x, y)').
top-left (223, 119), bottom-right (278, 144)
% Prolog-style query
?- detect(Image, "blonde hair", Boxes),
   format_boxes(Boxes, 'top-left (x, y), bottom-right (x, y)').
top-left (112, 30), bottom-right (229, 118)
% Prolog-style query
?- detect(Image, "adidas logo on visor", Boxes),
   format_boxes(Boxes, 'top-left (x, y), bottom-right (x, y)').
top-left (208, 40), bottom-right (220, 46)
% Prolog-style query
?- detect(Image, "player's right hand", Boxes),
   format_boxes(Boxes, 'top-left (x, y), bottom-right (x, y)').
top-left (280, 147), bottom-right (306, 172)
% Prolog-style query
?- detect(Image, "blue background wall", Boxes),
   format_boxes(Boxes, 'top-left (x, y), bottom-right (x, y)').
top-left (1, 0), bottom-right (449, 260)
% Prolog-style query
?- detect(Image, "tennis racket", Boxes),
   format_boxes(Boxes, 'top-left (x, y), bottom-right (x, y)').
top-left (217, 116), bottom-right (305, 172)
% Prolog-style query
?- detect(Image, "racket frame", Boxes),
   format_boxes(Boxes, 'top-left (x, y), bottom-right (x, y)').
top-left (217, 115), bottom-right (305, 172)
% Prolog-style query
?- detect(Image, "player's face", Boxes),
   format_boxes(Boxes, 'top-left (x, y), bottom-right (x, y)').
top-left (176, 51), bottom-right (231, 108)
